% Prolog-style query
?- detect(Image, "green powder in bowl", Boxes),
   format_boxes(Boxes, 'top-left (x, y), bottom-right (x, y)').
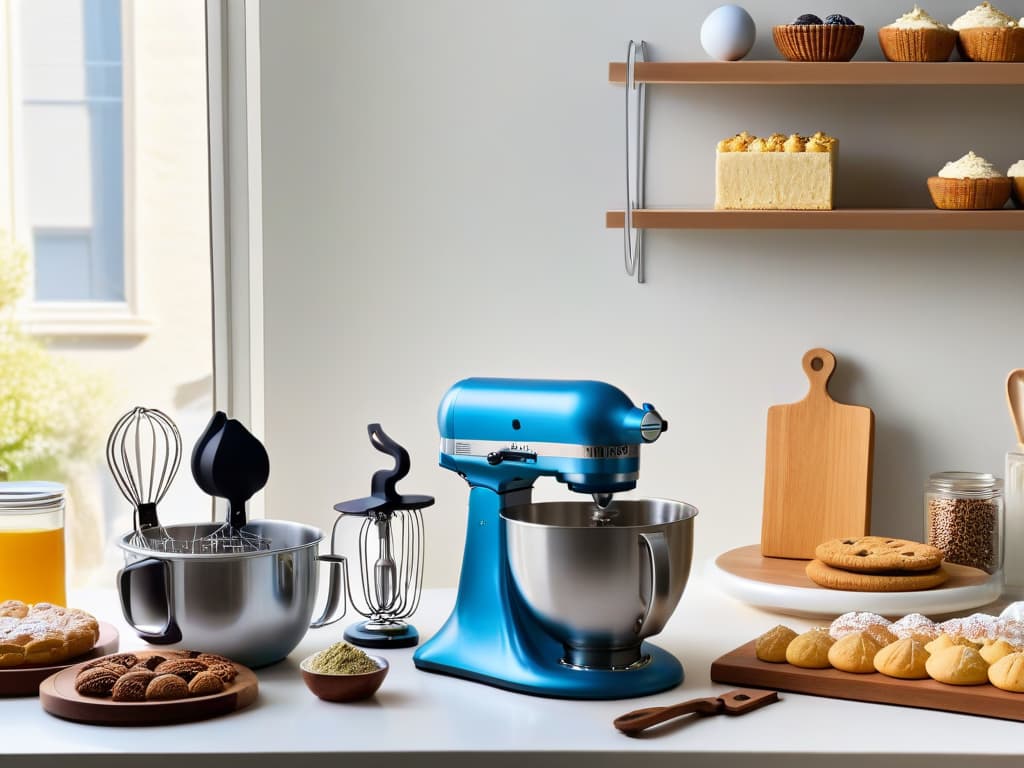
top-left (308, 642), bottom-right (380, 675)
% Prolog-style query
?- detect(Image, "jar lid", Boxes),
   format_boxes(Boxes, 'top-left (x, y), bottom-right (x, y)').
top-left (928, 471), bottom-right (1002, 495)
top-left (0, 481), bottom-right (65, 513)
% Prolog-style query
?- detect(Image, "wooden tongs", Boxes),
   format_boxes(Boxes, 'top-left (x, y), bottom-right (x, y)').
top-left (613, 688), bottom-right (779, 736)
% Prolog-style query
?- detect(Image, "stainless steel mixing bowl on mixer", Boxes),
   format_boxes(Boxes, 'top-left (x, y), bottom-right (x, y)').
top-left (502, 498), bottom-right (697, 669)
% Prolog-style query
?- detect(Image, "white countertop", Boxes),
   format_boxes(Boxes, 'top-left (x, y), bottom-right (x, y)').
top-left (3, 568), bottom-right (1024, 768)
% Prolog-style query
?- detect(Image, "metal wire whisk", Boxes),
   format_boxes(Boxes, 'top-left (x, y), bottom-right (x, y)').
top-left (106, 407), bottom-right (182, 551)
top-left (351, 507), bottom-right (425, 624)
top-left (312, 423), bottom-right (433, 647)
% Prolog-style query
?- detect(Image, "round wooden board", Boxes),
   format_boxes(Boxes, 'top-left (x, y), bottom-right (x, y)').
top-left (710, 545), bottom-right (1003, 618)
top-left (0, 622), bottom-right (120, 698)
top-left (39, 653), bottom-right (259, 726)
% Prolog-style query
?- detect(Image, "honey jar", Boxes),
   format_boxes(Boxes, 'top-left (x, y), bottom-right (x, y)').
top-left (0, 481), bottom-right (67, 605)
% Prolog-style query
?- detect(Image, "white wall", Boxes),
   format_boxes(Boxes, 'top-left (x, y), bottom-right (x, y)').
top-left (258, 0), bottom-right (1024, 588)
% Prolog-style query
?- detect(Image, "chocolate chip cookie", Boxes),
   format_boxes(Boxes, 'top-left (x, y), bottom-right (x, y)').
top-left (815, 536), bottom-right (944, 572)
top-left (805, 558), bottom-right (949, 592)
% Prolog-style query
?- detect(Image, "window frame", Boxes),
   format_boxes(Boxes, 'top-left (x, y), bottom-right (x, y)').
top-left (5, 0), bottom-right (149, 338)
top-left (206, 0), bottom-right (265, 517)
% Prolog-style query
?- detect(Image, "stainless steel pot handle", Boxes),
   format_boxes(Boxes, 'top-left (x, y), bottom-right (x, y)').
top-left (309, 553), bottom-right (349, 628)
top-left (117, 557), bottom-right (182, 644)
top-left (636, 531), bottom-right (671, 638)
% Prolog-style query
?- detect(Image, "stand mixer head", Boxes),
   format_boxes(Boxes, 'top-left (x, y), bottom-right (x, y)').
top-left (414, 378), bottom-right (697, 699)
top-left (437, 377), bottom-right (666, 500)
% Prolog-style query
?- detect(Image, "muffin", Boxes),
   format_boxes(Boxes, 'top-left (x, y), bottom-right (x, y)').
top-left (927, 151), bottom-right (1011, 210)
top-left (1008, 159), bottom-right (1024, 208)
top-left (951, 2), bottom-right (1024, 61)
top-left (879, 6), bottom-right (957, 61)
top-left (958, 27), bottom-right (1024, 60)
top-left (773, 13), bottom-right (864, 62)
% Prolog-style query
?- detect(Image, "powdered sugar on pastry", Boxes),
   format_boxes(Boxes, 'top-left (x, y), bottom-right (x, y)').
top-left (890, 613), bottom-right (939, 640)
top-left (939, 613), bottom-right (1000, 641)
top-left (996, 618), bottom-right (1024, 647)
top-left (829, 611), bottom-right (892, 639)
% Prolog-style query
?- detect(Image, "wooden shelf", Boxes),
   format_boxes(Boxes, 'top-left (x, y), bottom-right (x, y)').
top-left (606, 208), bottom-right (1024, 230)
top-left (608, 61), bottom-right (1024, 86)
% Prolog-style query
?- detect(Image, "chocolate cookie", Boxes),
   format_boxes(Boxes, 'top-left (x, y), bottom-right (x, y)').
top-left (815, 536), bottom-right (944, 572)
top-left (806, 559), bottom-right (948, 592)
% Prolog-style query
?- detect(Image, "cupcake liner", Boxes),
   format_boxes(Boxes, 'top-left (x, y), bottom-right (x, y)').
top-left (773, 25), bottom-right (864, 62)
top-left (957, 27), bottom-right (1024, 62)
top-left (878, 27), bottom-right (956, 62)
top-left (927, 177), bottom-right (1011, 210)
top-left (1012, 177), bottom-right (1023, 209)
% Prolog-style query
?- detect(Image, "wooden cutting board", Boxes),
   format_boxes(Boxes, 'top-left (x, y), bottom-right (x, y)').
top-left (761, 348), bottom-right (874, 559)
top-left (711, 641), bottom-right (1024, 722)
top-left (0, 622), bottom-right (119, 698)
top-left (39, 651), bottom-right (259, 726)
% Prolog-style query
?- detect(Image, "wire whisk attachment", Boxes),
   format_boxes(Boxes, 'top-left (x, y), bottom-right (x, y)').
top-left (311, 424), bottom-right (433, 648)
top-left (106, 407), bottom-right (182, 551)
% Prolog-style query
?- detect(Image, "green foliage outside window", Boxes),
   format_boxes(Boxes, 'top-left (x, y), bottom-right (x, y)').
top-left (0, 232), bottom-right (108, 480)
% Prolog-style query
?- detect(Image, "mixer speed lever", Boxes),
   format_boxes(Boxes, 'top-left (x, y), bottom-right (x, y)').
top-left (485, 449), bottom-right (537, 465)
top-left (613, 688), bottom-right (779, 735)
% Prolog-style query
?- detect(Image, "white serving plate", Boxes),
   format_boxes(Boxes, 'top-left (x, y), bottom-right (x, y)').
top-left (708, 545), bottom-right (1004, 619)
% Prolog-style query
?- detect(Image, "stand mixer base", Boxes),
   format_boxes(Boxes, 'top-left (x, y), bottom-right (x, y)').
top-left (344, 621), bottom-right (419, 649)
top-left (414, 641), bottom-right (683, 700)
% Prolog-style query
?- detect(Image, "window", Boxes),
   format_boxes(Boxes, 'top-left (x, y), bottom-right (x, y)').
top-left (19, 0), bottom-right (125, 303)
top-left (1, 0), bottom-right (215, 584)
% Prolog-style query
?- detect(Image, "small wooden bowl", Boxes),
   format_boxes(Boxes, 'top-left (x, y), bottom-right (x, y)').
top-left (300, 654), bottom-right (388, 702)
top-left (772, 25), bottom-right (864, 62)
top-left (957, 27), bottom-right (1024, 62)
top-left (878, 27), bottom-right (956, 62)
top-left (927, 176), bottom-right (1011, 210)
top-left (1011, 177), bottom-right (1023, 208)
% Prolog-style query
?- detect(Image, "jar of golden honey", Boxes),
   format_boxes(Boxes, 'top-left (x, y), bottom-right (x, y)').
top-left (0, 481), bottom-right (66, 605)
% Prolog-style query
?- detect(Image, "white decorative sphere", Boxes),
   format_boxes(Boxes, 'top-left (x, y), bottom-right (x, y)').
top-left (700, 5), bottom-right (756, 61)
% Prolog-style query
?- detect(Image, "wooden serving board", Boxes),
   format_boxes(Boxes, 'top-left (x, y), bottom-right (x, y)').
top-left (711, 641), bottom-right (1024, 722)
top-left (39, 652), bottom-right (259, 726)
top-left (761, 348), bottom-right (874, 559)
top-left (713, 545), bottom-right (1001, 618)
top-left (0, 622), bottom-right (119, 698)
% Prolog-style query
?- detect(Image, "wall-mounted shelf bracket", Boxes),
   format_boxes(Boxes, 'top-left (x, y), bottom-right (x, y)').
top-left (623, 40), bottom-right (648, 284)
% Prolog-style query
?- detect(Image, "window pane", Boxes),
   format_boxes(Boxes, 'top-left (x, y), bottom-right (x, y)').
top-left (20, 0), bottom-right (123, 302)
top-left (33, 231), bottom-right (92, 300)
top-left (4, 0), bottom-right (214, 591)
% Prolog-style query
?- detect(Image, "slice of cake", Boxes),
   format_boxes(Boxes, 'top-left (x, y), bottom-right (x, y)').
top-left (715, 132), bottom-right (838, 210)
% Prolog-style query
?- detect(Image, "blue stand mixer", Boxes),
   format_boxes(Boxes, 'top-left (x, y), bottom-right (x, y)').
top-left (413, 378), bottom-right (697, 699)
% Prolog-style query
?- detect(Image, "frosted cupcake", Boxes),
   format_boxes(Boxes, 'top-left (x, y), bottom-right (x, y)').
top-left (879, 6), bottom-right (956, 61)
top-left (1009, 159), bottom-right (1024, 208)
top-left (950, 1), bottom-right (1017, 30)
top-left (928, 151), bottom-right (1011, 210)
top-left (951, 2), bottom-right (1024, 61)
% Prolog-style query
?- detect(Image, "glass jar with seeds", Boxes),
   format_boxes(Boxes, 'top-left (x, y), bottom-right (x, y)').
top-left (925, 471), bottom-right (1003, 575)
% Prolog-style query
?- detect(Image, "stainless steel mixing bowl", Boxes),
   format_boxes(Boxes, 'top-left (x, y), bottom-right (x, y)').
top-left (502, 498), bottom-right (697, 669)
top-left (118, 519), bottom-right (341, 668)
